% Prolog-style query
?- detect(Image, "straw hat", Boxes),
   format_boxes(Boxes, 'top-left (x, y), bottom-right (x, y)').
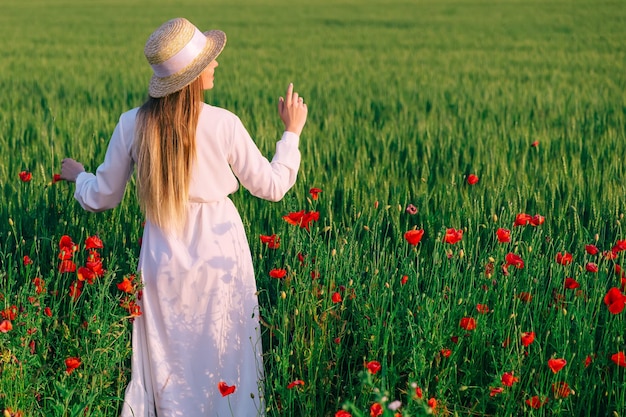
top-left (145, 18), bottom-right (226, 98)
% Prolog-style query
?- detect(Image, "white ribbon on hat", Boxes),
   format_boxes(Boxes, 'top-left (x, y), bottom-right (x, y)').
top-left (151, 28), bottom-right (208, 78)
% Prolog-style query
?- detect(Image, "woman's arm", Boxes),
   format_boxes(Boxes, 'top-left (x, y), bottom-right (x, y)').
top-left (228, 84), bottom-right (308, 202)
top-left (63, 115), bottom-right (135, 212)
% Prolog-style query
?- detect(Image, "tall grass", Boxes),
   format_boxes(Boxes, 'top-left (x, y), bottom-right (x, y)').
top-left (0, 0), bottom-right (625, 415)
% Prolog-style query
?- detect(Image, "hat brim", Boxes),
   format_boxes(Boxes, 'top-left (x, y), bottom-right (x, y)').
top-left (148, 29), bottom-right (226, 98)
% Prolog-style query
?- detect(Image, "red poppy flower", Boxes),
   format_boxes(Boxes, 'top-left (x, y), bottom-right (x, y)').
top-left (59, 235), bottom-right (78, 260)
top-left (613, 240), bottom-right (626, 253)
top-left (501, 372), bottom-right (519, 387)
top-left (444, 228), bottom-right (463, 244)
top-left (4, 408), bottom-right (23, 417)
top-left (370, 403), bottom-right (383, 417)
top-left (467, 174), bottom-right (479, 185)
top-left (604, 287), bottom-right (626, 314)
top-left (489, 387), bottom-right (504, 397)
top-left (33, 277), bottom-right (45, 294)
top-left (584, 355), bottom-right (593, 368)
top-left (301, 211), bottom-right (320, 230)
top-left (44, 307), bottom-right (52, 317)
top-left (525, 396), bottom-right (546, 409)
top-left (459, 317), bottom-right (476, 331)
top-left (414, 386), bottom-right (423, 399)
top-left (585, 262), bottom-right (598, 273)
top-left (564, 277), bottom-right (579, 289)
top-left (531, 140), bottom-right (539, 147)
top-left (117, 276), bottom-right (135, 293)
top-left (23, 255), bottom-right (33, 266)
top-left (287, 379), bottom-right (305, 389)
top-left (52, 173), bottom-right (62, 183)
top-left (555, 252), bottom-right (573, 265)
top-left (335, 411), bottom-right (352, 417)
top-left (69, 280), bottom-right (83, 300)
top-left (440, 348), bottom-right (452, 358)
top-left (86, 250), bottom-right (104, 277)
top-left (0, 319), bottom-right (12, 333)
top-left (496, 228), bottom-right (511, 243)
top-left (218, 381), bottom-right (236, 396)
top-left (18, 171), bottom-right (32, 182)
top-left (514, 213), bottom-right (532, 227)
top-left (59, 260), bottom-right (77, 273)
top-left (611, 351), bottom-right (626, 367)
top-left (1, 306), bottom-right (17, 321)
top-left (505, 253), bottom-right (524, 269)
top-left (530, 214), bottom-right (545, 226)
top-left (517, 292), bottom-right (533, 303)
top-left (475, 304), bottom-right (488, 314)
top-left (119, 299), bottom-right (142, 318)
top-left (269, 268), bottom-right (287, 279)
top-left (283, 210), bottom-right (320, 231)
top-left (552, 382), bottom-right (571, 399)
top-left (366, 360), bottom-right (381, 374)
top-left (309, 187), bottom-right (322, 200)
top-left (521, 331), bottom-right (535, 347)
top-left (283, 210), bottom-right (305, 226)
top-left (59, 235), bottom-right (78, 253)
top-left (585, 244), bottom-right (599, 255)
top-left (548, 358), bottom-right (567, 373)
top-left (260, 234), bottom-right (280, 249)
top-left (427, 398), bottom-right (437, 411)
top-left (404, 229), bottom-right (424, 246)
top-left (77, 266), bottom-right (96, 284)
top-left (65, 357), bottom-right (81, 374)
top-left (604, 250), bottom-right (619, 260)
top-left (84, 235), bottom-right (103, 250)
top-left (331, 292), bottom-right (342, 303)
top-left (400, 275), bottom-right (408, 285)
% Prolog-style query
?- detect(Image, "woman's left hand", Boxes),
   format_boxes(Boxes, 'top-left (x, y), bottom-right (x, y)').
top-left (60, 158), bottom-right (85, 183)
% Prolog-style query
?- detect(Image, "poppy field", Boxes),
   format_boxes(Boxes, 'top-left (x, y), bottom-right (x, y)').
top-left (1, 0), bottom-right (625, 416)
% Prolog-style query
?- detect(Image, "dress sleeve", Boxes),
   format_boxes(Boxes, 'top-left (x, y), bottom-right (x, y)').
top-left (228, 117), bottom-right (301, 202)
top-left (74, 117), bottom-right (134, 212)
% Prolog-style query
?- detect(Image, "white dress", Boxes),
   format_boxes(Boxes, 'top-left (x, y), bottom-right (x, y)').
top-left (74, 103), bottom-right (301, 417)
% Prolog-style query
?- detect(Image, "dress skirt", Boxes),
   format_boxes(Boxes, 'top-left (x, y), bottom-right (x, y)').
top-left (120, 198), bottom-right (265, 417)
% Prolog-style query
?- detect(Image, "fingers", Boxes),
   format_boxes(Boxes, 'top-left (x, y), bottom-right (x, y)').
top-left (283, 83), bottom-right (306, 108)
top-left (285, 83), bottom-right (294, 106)
top-left (278, 82), bottom-right (308, 135)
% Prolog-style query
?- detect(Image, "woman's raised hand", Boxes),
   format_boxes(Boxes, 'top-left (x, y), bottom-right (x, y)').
top-left (278, 83), bottom-right (308, 136)
top-left (60, 158), bottom-right (85, 183)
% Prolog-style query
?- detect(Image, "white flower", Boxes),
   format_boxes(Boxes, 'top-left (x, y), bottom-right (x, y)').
top-left (388, 400), bottom-right (402, 411)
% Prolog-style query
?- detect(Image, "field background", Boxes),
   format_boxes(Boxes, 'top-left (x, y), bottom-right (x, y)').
top-left (0, 0), bottom-right (625, 416)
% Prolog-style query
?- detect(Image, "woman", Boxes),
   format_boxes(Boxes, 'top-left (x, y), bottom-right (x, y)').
top-left (61, 17), bottom-right (308, 417)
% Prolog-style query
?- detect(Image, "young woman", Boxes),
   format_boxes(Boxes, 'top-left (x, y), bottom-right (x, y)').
top-left (61, 17), bottom-right (308, 416)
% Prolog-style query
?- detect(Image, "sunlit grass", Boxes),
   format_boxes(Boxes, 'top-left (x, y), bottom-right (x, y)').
top-left (1, 0), bottom-right (625, 415)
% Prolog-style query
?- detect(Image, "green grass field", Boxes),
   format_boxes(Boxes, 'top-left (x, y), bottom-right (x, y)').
top-left (1, 0), bottom-right (625, 415)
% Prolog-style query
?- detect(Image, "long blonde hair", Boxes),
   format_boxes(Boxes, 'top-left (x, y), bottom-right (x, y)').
top-left (134, 77), bottom-right (204, 233)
